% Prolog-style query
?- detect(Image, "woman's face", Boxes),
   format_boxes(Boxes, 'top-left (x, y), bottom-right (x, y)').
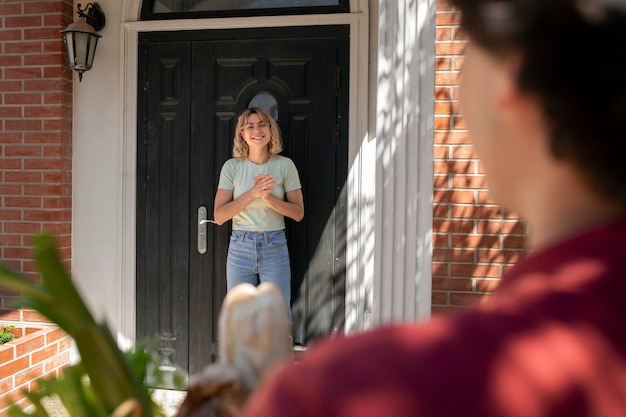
top-left (241, 113), bottom-right (271, 151)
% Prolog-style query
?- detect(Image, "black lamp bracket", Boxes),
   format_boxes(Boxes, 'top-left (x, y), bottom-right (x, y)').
top-left (77, 2), bottom-right (106, 32)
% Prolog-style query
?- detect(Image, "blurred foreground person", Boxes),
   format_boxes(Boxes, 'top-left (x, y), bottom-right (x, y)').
top-left (239, 0), bottom-right (626, 416)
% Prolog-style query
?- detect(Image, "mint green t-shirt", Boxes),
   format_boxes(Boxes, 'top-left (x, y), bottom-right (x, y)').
top-left (217, 155), bottom-right (302, 231)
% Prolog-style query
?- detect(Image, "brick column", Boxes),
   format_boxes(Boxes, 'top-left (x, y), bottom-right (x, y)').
top-left (0, 0), bottom-right (73, 316)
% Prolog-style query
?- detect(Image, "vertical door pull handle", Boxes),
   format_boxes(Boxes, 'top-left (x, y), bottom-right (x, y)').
top-left (198, 206), bottom-right (208, 254)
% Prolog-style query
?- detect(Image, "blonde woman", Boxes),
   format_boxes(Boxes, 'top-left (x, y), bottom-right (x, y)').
top-left (214, 108), bottom-right (304, 324)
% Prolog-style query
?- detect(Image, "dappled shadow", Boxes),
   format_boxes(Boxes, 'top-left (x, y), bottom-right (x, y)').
top-left (432, 57), bottom-right (529, 315)
top-left (289, 150), bottom-right (375, 345)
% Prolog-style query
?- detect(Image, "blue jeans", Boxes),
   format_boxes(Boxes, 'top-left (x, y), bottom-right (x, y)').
top-left (226, 230), bottom-right (292, 324)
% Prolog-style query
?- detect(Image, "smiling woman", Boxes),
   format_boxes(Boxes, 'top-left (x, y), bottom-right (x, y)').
top-left (213, 107), bottom-right (304, 327)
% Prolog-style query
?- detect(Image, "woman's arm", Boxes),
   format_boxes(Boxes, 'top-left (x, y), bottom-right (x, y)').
top-left (214, 189), bottom-right (242, 225)
top-left (262, 188), bottom-right (304, 222)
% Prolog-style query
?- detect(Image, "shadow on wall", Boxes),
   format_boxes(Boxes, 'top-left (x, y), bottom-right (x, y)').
top-left (432, 83), bottom-right (529, 316)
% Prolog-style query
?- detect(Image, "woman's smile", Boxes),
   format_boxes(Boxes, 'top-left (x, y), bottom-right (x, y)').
top-left (243, 114), bottom-right (271, 148)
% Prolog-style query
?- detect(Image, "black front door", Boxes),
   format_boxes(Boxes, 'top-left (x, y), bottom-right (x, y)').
top-left (136, 26), bottom-right (349, 379)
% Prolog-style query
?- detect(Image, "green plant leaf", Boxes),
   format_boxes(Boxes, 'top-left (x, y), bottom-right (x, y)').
top-left (0, 324), bottom-right (18, 345)
top-left (39, 364), bottom-right (108, 417)
top-left (32, 235), bottom-right (95, 325)
top-left (0, 234), bottom-right (160, 417)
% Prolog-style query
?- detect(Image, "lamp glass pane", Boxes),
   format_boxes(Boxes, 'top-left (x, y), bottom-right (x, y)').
top-left (74, 31), bottom-right (90, 70)
top-left (63, 32), bottom-right (77, 65)
top-left (87, 36), bottom-right (99, 68)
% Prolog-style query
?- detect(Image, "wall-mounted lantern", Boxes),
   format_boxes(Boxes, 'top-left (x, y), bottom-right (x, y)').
top-left (61, 3), bottom-right (106, 82)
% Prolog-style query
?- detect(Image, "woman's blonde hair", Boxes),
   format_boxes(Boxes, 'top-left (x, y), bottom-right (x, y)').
top-left (233, 107), bottom-right (283, 158)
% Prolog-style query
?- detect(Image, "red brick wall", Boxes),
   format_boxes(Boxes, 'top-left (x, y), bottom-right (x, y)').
top-left (0, 326), bottom-right (72, 414)
top-left (432, 0), bottom-right (529, 315)
top-left (0, 0), bottom-right (73, 314)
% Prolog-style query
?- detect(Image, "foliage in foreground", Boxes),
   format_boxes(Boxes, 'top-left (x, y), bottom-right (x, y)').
top-left (0, 324), bottom-right (18, 345)
top-left (0, 234), bottom-right (179, 417)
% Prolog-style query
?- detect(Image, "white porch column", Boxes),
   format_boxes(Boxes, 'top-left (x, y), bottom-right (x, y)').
top-left (373, 0), bottom-right (435, 325)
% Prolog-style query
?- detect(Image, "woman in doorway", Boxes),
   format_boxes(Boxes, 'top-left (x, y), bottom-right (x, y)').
top-left (214, 107), bottom-right (304, 325)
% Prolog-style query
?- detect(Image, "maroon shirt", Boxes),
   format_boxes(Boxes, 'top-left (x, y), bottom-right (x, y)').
top-left (240, 219), bottom-right (626, 417)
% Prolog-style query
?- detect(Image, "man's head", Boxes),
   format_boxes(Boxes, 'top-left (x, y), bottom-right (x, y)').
top-left (451, 0), bottom-right (626, 210)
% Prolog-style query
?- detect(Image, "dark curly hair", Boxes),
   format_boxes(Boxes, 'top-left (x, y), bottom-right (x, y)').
top-left (449, 0), bottom-right (626, 207)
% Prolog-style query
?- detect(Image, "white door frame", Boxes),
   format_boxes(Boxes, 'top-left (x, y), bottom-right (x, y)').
top-left (118, 0), bottom-right (374, 341)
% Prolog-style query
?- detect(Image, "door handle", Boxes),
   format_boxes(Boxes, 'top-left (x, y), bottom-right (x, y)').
top-left (197, 206), bottom-right (217, 254)
top-left (198, 206), bottom-right (207, 254)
